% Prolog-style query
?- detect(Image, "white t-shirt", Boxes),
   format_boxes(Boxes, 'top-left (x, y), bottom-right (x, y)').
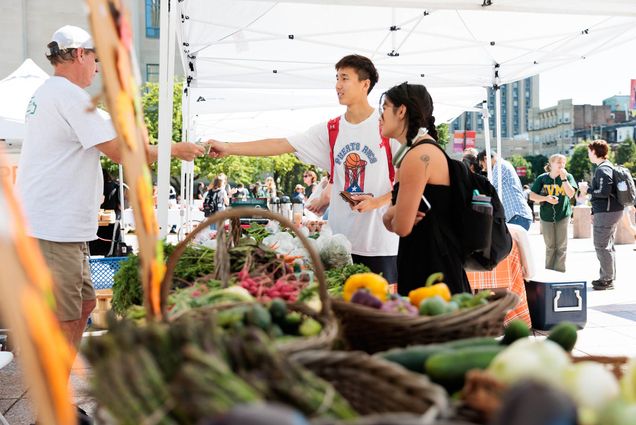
top-left (16, 76), bottom-right (116, 242)
top-left (288, 110), bottom-right (400, 256)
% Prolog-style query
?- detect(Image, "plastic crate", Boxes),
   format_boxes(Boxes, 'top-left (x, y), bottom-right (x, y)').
top-left (89, 257), bottom-right (128, 290)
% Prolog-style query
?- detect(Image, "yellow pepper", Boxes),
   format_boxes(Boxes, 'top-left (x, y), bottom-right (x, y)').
top-left (343, 273), bottom-right (389, 302)
top-left (408, 273), bottom-right (452, 306)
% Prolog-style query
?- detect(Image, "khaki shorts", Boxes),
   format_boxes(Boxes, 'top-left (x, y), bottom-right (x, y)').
top-left (37, 239), bottom-right (95, 321)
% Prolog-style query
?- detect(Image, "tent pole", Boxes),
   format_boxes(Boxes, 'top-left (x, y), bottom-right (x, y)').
top-left (157, 0), bottom-right (177, 239)
top-left (481, 96), bottom-right (492, 182)
top-left (491, 64), bottom-right (503, 199)
top-left (118, 164), bottom-right (126, 241)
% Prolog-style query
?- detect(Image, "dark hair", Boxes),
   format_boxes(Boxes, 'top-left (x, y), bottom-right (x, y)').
top-left (383, 83), bottom-right (438, 145)
top-left (335, 55), bottom-right (379, 94)
top-left (462, 151), bottom-right (482, 174)
top-left (477, 149), bottom-right (496, 163)
top-left (588, 139), bottom-right (609, 159)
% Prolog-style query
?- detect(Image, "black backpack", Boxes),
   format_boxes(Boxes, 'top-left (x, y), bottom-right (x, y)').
top-left (419, 141), bottom-right (513, 271)
top-left (203, 189), bottom-right (222, 217)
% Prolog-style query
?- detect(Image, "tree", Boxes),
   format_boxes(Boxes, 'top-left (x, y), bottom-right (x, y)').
top-left (567, 143), bottom-right (592, 183)
top-left (508, 155), bottom-right (533, 185)
top-left (436, 123), bottom-right (449, 150)
top-left (524, 154), bottom-right (548, 181)
top-left (615, 137), bottom-right (636, 165)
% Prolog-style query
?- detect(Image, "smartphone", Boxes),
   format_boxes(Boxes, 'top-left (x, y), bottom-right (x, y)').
top-left (340, 191), bottom-right (361, 207)
top-left (420, 195), bottom-right (432, 213)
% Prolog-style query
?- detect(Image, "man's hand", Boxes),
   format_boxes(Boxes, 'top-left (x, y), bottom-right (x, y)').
top-left (352, 194), bottom-right (376, 213)
top-left (171, 142), bottom-right (205, 161)
top-left (206, 139), bottom-right (231, 158)
top-left (307, 198), bottom-right (329, 215)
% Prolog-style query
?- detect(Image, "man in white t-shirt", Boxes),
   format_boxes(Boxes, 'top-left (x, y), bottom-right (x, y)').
top-left (16, 25), bottom-right (204, 354)
top-left (206, 55), bottom-right (400, 282)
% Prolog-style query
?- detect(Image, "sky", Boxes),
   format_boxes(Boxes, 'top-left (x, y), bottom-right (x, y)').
top-left (538, 37), bottom-right (636, 109)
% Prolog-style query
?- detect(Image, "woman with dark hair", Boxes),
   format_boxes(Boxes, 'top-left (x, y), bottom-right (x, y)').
top-left (381, 82), bottom-right (471, 295)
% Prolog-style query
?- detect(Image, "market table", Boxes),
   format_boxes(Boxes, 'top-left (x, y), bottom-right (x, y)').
top-left (466, 240), bottom-right (532, 327)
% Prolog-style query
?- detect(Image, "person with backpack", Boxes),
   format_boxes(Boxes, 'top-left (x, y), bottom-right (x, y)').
top-left (379, 82), bottom-right (472, 295)
top-left (529, 154), bottom-right (577, 272)
top-left (205, 55), bottom-right (400, 282)
top-left (478, 150), bottom-right (534, 231)
top-left (587, 139), bottom-right (624, 290)
top-left (202, 177), bottom-right (227, 230)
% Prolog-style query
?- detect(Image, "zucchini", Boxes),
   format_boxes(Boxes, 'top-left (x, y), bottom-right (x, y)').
top-left (425, 345), bottom-right (505, 393)
top-left (546, 322), bottom-right (578, 352)
top-left (376, 337), bottom-right (498, 373)
top-left (377, 344), bottom-right (447, 373)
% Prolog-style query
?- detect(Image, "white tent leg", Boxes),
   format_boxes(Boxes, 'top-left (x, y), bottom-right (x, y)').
top-left (494, 83), bottom-right (503, 199)
top-left (481, 96), bottom-right (492, 182)
top-left (157, 0), bottom-right (177, 239)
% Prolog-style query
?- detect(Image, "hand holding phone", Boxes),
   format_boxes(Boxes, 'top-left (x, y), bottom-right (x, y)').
top-left (340, 191), bottom-right (361, 207)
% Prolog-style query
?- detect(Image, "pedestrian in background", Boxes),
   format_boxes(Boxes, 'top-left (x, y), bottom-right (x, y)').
top-left (478, 150), bottom-right (534, 231)
top-left (587, 140), bottom-right (623, 290)
top-left (529, 154), bottom-right (577, 272)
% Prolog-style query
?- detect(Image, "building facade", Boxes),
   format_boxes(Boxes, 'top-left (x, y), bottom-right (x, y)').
top-left (0, 0), bottom-right (177, 90)
top-left (449, 76), bottom-right (539, 157)
top-left (527, 100), bottom-right (615, 155)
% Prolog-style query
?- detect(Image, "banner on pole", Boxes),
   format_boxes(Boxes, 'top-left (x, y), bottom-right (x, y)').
top-left (453, 130), bottom-right (477, 153)
top-left (631, 79), bottom-right (636, 110)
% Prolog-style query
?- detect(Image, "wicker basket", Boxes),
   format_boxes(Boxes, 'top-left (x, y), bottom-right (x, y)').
top-left (461, 355), bottom-right (630, 423)
top-left (332, 291), bottom-right (519, 353)
top-left (291, 349), bottom-right (449, 417)
top-left (162, 207), bottom-right (337, 355)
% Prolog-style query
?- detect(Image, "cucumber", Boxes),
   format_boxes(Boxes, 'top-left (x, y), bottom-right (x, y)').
top-left (500, 319), bottom-right (531, 346)
top-left (425, 345), bottom-right (505, 393)
top-left (376, 344), bottom-right (447, 373)
top-left (376, 337), bottom-right (498, 373)
top-left (269, 298), bottom-right (288, 324)
top-left (547, 322), bottom-right (578, 352)
top-left (244, 304), bottom-right (272, 331)
top-left (444, 337), bottom-right (499, 350)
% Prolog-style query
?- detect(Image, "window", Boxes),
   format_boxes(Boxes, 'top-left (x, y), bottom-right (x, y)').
top-left (146, 64), bottom-right (159, 83)
top-left (146, 0), bottom-right (160, 38)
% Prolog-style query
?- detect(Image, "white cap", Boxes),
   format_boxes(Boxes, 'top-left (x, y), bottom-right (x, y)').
top-left (50, 25), bottom-right (94, 50)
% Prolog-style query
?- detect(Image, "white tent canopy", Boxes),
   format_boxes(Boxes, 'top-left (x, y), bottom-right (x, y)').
top-left (157, 0), bottom-right (636, 236)
top-left (0, 59), bottom-right (49, 140)
top-left (174, 0), bottom-right (636, 141)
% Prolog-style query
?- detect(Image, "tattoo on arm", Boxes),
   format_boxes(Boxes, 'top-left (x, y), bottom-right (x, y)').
top-left (419, 154), bottom-right (430, 173)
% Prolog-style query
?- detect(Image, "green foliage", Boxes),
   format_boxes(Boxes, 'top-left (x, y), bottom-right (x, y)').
top-left (623, 161), bottom-right (636, 175)
top-left (508, 155), bottom-right (533, 185)
top-left (524, 154), bottom-right (548, 180)
top-left (436, 123), bottom-right (450, 150)
top-left (615, 138), bottom-right (636, 165)
top-left (567, 143), bottom-right (592, 183)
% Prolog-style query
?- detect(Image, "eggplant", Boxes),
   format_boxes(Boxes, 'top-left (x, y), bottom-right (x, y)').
top-left (381, 295), bottom-right (418, 316)
top-left (350, 289), bottom-right (383, 309)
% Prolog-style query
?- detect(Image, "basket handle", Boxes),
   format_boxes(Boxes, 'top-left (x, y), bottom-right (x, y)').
top-left (161, 207), bottom-right (331, 320)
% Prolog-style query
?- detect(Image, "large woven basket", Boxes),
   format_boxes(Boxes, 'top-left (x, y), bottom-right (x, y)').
top-left (291, 349), bottom-right (449, 417)
top-left (332, 291), bottom-right (518, 353)
top-left (461, 354), bottom-right (630, 423)
top-left (163, 207), bottom-right (338, 355)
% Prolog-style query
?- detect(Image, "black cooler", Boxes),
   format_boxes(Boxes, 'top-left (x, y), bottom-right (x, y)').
top-left (525, 270), bottom-right (587, 331)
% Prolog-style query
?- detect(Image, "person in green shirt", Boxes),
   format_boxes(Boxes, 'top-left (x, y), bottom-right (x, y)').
top-left (529, 154), bottom-right (577, 272)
